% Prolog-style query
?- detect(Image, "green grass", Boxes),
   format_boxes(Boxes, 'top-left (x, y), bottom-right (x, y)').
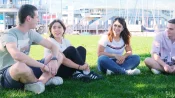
top-left (1, 35), bottom-right (175, 98)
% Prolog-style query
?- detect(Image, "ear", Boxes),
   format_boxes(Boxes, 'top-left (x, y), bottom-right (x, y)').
top-left (26, 16), bottom-right (31, 22)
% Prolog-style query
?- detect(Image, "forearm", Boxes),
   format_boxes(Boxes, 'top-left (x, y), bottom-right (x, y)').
top-left (123, 51), bottom-right (132, 58)
top-left (62, 57), bottom-right (80, 70)
top-left (156, 58), bottom-right (168, 67)
top-left (98, 52), bottom-right (120, 58)
top-left (50, 43), bottom-right (59, 58)
top-left (15, 52), bottom-right (44, 68)
top-left (152, 54), bottom-right (168, 67)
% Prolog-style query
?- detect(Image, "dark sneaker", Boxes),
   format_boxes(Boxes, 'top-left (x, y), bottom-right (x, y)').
top-left (72, 72), bottom-right (91, 82)
top-left (88, 71), bottom-right (103, 80)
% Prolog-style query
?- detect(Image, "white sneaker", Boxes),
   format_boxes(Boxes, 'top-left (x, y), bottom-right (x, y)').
top-left (106, 69), bottom-right (113, 75)
top-left (24, 82), bottom-right (45, 94)
top-left (126, 68), bottom-right (141, 75)
top-left (46, 76), bottom-right (63, 86)
top-left (151, 68), bottom-right (161, 74)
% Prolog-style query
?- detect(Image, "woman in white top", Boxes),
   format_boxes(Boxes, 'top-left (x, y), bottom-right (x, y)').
top-left (97, 17), bottom-right (140, 75)
top-left (44, 19), bottom-right (102, 82)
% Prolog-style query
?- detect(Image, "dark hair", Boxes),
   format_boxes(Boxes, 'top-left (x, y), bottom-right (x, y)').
top-left (18, 4), bottom-right (37, 24)
top-left (168, 18), bottom-right (175, 24)
top-left (49, 19), bottom-right (66, 38)
top-left (108, 17), bottom-right (131, 45)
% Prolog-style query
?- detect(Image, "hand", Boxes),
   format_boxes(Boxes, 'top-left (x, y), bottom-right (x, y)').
top-left (163, 65), bottom-right (173, 73)
top-left (83, 63), bottom-right (90, 72)
top-left (115, 55), bottom-right (126, 64)
top-left (41, 65), bottom-right (50, 73)
top-left (79, 63), bottom-right (89, 71)
top-left (171, 65), bottom-right (175, 73)
top-left (47, 60), bottom-right (58, 76)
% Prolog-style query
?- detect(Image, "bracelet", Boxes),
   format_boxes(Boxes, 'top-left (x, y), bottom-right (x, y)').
top-left (78, 65), bottom-right (81, 70)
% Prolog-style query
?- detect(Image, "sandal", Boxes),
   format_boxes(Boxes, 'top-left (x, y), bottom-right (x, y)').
top-left (88, 71), bottom-right (103, 80)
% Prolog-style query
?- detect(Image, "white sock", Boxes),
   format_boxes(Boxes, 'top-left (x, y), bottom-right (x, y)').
top-left (83, 70), bottom-right (90, 75)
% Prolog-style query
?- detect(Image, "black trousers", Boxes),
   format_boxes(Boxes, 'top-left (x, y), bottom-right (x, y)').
top-left (56, 46), bottom-right (86, 78)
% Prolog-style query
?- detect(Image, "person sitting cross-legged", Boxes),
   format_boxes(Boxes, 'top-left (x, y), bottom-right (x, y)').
top-left (97, 17), bottom-right (141, 75)
top-left (0, 4), bottom-right (64, 94)
top-left (44, 19), bottom-right (103, 82)
top-left (144, 18), bottom-right (175, 74)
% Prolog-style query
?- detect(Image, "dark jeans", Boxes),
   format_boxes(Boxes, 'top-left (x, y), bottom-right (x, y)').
top-left (56, 46), bottom-right (86, 78)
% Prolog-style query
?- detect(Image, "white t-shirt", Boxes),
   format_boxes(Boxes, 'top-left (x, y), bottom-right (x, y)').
top-left (44, 37), bottom-right (71, 57)
top-left (98, 35), bottom-right (125, 56)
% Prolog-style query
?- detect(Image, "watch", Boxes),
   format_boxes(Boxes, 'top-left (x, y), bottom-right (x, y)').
top-left (50, 56), bottom-right (58, 61)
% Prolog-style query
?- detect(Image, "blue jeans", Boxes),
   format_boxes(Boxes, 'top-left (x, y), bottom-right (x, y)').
top-left (97, 55), bottom-right (140, 74)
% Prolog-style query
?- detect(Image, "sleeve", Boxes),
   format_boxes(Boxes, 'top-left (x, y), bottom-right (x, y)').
top-left (150, 33), bottom-right (162, 55)
top-left (98, 35), bottom-right (108, 47)
top-left (30, 30), bottom-right (43, 43)
top-left (64, 39), bottom-right (71, 47)
top-left (1, 32), bottom-right (17, 47)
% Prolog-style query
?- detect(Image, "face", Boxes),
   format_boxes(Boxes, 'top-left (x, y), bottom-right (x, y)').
top-left (112, 20), bottom-right (123, 36)
top-left (51, 22), bottom-right (64, 38)
top-left (28, 11), bottom-right (39, 29)
top-left (165, 23), bottom-right (175, 38)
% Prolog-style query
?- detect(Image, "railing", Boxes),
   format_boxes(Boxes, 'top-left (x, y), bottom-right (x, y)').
top-left (0, 4), bottom-right (17, 8)
top-left (0, 4), bottom-right (47, 10)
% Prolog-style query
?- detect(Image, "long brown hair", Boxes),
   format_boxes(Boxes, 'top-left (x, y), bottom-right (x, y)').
top-left (108, 17), bottom-right (131, 45)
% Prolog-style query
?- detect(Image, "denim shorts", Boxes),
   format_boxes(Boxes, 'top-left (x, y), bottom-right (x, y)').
top-left (0, 59), bottom-right (45, 89)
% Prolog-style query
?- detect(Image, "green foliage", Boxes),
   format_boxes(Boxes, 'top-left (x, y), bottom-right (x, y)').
top-left (1, 35), bottom-right (175, 98)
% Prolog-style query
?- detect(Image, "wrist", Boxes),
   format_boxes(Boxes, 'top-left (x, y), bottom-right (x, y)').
top-left (123, 55), bottom-right (127, 58)
top-left (50, 56), bottom-right (58, 61)
top-left (41, 64), bottom-right (46, 70)
top-left (112, 54), bottom-right (116, 57)
top-left (78, 65), bottom-right (81, 70)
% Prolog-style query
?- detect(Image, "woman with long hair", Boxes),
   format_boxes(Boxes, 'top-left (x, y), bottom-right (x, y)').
top-left (97, 17), bottom-right (140, 75)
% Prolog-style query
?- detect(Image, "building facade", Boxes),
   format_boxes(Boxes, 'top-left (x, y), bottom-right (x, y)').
top-left (0, 0), bottom-right (47, 31)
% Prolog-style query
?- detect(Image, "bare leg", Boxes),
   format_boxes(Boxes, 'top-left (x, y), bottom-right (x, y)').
top-left (39, 53), bottom-right (63, 84)
top-left (144, 57), bottom-right (164, 71)
top-left (9, 62), bottom-right (38, 83)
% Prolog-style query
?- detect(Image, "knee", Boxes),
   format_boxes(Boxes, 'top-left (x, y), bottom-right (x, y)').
top-left (77, 46), bottom-right (86, 52)
top-left (133, 55), bottom-right (140, 63)
top-left (98, 55), bottom-right (109, 63)
top-left (144, 57), bottom-right (152, 65)
top-left (66, 46), bottom-right (76, 53)
top-left (12, 62), bottom-right (32, 76)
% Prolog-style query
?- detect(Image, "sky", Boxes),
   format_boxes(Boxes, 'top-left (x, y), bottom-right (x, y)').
top-left (39, 0), bottom-right (175, 13)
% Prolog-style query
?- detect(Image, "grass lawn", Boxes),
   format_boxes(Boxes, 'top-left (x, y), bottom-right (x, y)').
top-left (1, 35), bottom-right (175, 98)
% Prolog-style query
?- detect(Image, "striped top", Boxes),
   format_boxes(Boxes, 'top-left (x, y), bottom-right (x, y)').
top-left (98, 35), bottom-right (125, 57)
